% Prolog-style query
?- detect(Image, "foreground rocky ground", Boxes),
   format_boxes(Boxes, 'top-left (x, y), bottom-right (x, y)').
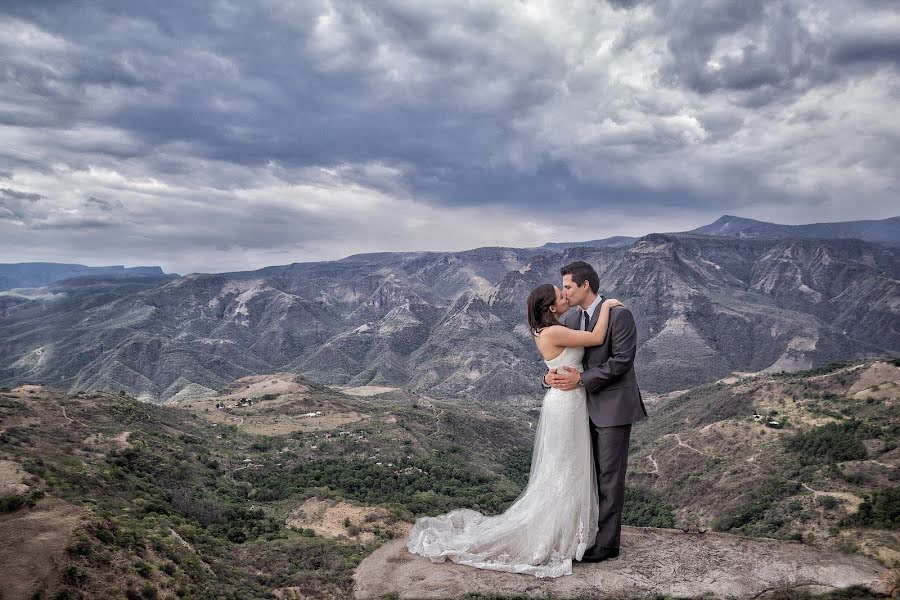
top-left (354, 527), bottom-right (899, 599)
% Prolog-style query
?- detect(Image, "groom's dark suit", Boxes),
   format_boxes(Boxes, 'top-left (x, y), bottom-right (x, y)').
top-left (560, 300), bottom-right (647, 553)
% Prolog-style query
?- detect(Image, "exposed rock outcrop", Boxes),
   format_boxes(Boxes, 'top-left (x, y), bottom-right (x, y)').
top-left (353, 527), bottom-right (896, 599)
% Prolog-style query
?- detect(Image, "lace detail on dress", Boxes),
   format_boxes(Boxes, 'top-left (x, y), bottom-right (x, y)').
top-left (406, 345), bottom-right (599, 578)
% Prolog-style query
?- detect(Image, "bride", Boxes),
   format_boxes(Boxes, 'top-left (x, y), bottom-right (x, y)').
top-left (406, 283), bottom-right (623, 578)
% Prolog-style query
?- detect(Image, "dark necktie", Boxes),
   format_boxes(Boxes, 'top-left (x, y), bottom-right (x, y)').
top-left (583, 311), bottom-right (590, 331)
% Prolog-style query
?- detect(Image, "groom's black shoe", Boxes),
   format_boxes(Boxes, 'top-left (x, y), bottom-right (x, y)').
top-left (577, 546), bottom-right (620, 563)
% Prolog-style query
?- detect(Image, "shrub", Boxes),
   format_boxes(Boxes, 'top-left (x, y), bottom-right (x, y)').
top-left (67, 535), bottom-right (93, 557)
top-left (241, 449), bottom-right (519, 517)
top-left (622, 487), bottom-right (675, 528)
top-left (0, 488), bottom-right (43, 513)
top-left (0, 494), bottom-right (26, 513)
top-left (62, 564), bottom-right (87, 586)
top-left (785, 421), bottom-right (868, 465)
top-left (500, 447), bottom-right (532, 488)
top-left (135, 560), bottom-right (153, 578)
top-left (713, 479), bottom-right (797, 534)
top-left (141, 584), bottom-right (158, 600)
top-left (125, 587), bottom-right (142, 600)
top-left (817, 495), bottom-right (842, 510)
top-left (226, 528), bottom-right (247, 543)
top-left (853, 487), bottom-right (900, 529)
top-left (250, 439), bottom-right (273, 452)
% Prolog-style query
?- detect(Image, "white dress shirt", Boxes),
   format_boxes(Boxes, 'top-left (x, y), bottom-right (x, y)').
top-left (580, 295), bottom-right (604, 330)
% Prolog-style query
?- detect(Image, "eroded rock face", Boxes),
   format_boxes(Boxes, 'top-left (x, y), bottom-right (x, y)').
top-left (353, 527), bottom-right (895, 599)
top-left (2, 235), bottom-right (897, 402)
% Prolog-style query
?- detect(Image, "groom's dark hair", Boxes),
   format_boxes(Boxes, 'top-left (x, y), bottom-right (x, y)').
top-left (560, 261), bottom-right (599, 294)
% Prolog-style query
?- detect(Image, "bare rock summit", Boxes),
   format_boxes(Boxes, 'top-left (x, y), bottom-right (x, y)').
top-left (353, 527), bottom-right (896, 599)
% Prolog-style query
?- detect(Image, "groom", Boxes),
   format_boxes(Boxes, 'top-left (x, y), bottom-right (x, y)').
top-left (544, 261), bottom-right (647, 563)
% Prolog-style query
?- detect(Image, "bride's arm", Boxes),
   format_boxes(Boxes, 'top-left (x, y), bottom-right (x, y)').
top-left (542, 300), bottom-right (623, 348)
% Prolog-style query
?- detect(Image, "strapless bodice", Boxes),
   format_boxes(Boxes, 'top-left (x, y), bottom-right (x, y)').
top-left (543, 346), bottom-right (585, 372)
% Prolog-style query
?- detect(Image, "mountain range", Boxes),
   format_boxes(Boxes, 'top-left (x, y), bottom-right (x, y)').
top-left (689, 215), bottom-right (900, 246)
top-left (538, 215), bottom-right (899, 250)
top-left (0, 263), bottom-right (171, 292)
top-left (0, 216), bottom-right (897, 403)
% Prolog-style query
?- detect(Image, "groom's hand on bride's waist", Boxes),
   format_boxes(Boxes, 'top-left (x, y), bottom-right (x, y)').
top-left (546, 366), bottom-right (581, 390)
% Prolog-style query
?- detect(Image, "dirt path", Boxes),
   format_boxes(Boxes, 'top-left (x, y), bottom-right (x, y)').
top-left (60, 404), bottom-right (89, 428)
top-left (646, 454), bottom-right (660, 475)
top-left (669, 433), bottom-right (709, 456)
top-left (800, 483), bottom-right (865, 512)
top-left (868, 460), bottom-right (895, 469)
top-left (168, 528), bottom-right (215, 575)
top-left (742, 453), bottom-right (863, 512)
top-left (231, 463), bottom-right (257, 473)
top-left (431, 407), bottom-right (445, 436)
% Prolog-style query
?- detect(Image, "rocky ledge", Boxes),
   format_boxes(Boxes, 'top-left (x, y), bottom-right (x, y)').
top-left (353, 527), bottom-right (898, 599)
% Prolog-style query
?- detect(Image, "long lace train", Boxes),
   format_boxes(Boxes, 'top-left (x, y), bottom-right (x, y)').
top-left (406, 347), bottom-right (599, 578)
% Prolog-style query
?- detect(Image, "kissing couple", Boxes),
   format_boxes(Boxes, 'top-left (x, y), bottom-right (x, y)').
top-left (407, 261), bottom-right (648, 578)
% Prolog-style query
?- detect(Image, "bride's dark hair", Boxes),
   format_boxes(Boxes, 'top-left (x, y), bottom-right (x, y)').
top-left (527, 283), bottom-right (560, 335)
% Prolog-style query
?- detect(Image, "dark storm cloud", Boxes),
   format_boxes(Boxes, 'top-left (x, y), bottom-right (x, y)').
top-left (0, 1), bottom-right (588, 209)
top-left (0, 187), bottom-right (43, 222)
top-left (657, 0), bottom-right (900, 99)
top-left (607, 0), bottom-right (644, 9)
top-left (0, 188), bottom-right (43, 202)
top-left (0, 0), bottom-right (897, 273)
top-left (85, 196), bottom-right (123, 211)
top-left (832, 35), bottom-right (900, 66)
top-left (658, 2), bottom-right (824, 96)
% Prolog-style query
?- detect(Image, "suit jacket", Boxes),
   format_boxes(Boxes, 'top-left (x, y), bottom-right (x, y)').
top-left (561, 300), bottom-right (648, 427)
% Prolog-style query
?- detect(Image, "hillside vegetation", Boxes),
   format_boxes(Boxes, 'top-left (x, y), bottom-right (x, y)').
top-left (629, 358), bottom-right (899, 567)
top-left (1, 359), bottom-right (896, 598)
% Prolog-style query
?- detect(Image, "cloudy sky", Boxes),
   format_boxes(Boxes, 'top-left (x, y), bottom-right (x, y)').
top-left (1, 0), bottom-right (898, 274)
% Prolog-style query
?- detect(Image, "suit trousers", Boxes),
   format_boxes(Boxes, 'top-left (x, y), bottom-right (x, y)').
top-left (589, 421), bottom-right (632, 549)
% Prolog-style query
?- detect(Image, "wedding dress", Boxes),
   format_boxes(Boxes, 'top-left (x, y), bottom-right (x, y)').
top-left (406, 346), bottom-right (599, 578)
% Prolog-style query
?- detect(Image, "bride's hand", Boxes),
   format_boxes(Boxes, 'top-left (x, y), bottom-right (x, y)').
top-left (605, 298), bottom-right (624, 309)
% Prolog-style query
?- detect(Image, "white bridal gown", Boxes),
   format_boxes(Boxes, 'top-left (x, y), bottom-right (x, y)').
top-left (406, 346), bottom-right (599, 578)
